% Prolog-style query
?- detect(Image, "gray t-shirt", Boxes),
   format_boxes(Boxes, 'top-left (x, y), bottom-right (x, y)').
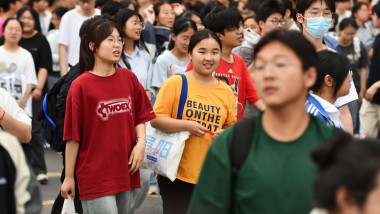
top-left (339, 39), bottom-right (369, 92)
top-left (151, 50), bottom-right (189, 89)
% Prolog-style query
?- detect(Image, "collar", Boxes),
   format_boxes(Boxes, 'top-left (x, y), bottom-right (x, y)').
top-left (310, 94), bottom-right (339, 114)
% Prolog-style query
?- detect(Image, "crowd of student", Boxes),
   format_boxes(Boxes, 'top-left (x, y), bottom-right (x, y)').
top-left (2, 0), bottom-right (380, 213)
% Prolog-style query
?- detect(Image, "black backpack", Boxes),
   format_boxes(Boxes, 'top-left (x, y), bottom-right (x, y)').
top-left (40, 64), bottom-right (79, 152)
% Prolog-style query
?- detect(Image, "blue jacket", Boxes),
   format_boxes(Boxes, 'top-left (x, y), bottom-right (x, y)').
top-left (305, 94), bottom-right (335, 126)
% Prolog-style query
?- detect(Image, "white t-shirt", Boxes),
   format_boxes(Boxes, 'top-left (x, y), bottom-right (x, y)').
top-left (58, 8), bottom-right (100, 71)
top-left (0, 46), bottom-right (37, 116)
top-left (0, 88), bottom-right (31, 126)
top-left (151, 50), bottom-right (189, 89)
top-left (311, 94), bottom-right (345, 130)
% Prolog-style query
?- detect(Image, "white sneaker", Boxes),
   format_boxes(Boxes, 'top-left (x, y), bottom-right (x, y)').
top-left (36, 173), bottom-right (48, 184)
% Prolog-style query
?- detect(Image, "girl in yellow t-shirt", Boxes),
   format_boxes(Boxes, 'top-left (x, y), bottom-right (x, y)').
top-left (151, 29), bottom-right (237, 214)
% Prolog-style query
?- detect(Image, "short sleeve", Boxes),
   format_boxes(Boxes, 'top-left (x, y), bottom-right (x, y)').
top-left (38, 35), bottom-right (53, 73)
top-left (243, 62), bottom-right (260, 104)
top-left (153, 75), bottom-right (181, 118)
top-left (151, 54), bottom-right (169, 88)
top-left (359, 41), bottom-right (370, 69)
top-left (0, 89), bottom-right (31, 126)
top-left (25, 52), bottom-right (37, 85)
top-left (132, 73), bottom-right (155, 126)
top-left (63, 80), bottom-right (83, 142)
top-left (57, 13), bottom-right (70, 46)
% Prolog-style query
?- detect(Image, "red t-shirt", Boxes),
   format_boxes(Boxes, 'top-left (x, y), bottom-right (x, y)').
top-left (186, 53), bottom-right (260, 120)
top-left (63, 68), bottom-right (156, 200)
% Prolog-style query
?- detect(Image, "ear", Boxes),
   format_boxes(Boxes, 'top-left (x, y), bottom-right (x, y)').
top-left (259, 20), bottom-right (265, 31)
top-left (215, 32), bottom-right (224, 41)
top-left (324, 75), bottom-right (334, 87)
top-left (296, 13), bottom-right (304, 25)
top-left (304, 67), bottom-right (317, 89)
top-left (171, 33), bottom-right (176, 42)
top-left (89, 42), bottom-right (95, 52)
top-left (286, 9), bottom-right (291, 18)
top-left (336, 187), bottom-right (358, 213)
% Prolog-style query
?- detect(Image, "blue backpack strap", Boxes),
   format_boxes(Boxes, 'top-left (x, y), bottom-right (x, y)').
top-left (306, 94), bottom-right (333, 122)
top-left (42, 93), bottom-right (57, 149)
top-left (176, 74), bottom-right (188, 119)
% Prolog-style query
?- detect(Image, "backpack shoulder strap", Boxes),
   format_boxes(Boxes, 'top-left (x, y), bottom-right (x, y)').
top-left (176, 74), bottom-right (188, 120)
top-left (231, 116), bottom-right (256, 177)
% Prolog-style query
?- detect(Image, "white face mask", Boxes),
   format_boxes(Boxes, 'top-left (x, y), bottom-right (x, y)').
top-left (243, 28), bottom-right (261, 45)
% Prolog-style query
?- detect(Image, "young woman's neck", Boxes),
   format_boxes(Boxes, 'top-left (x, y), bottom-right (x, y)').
top-left (78, 8), bottom-right (95, 17)
top-left (171, 47), bottom-right (189, 62)
top-left (187, 69), bottom-right (218, 86)
top-left (262, 98), bottom-right (310, 142)
top-left (3, 41), bottom-right (19, 52)
top-left (336, 8), bottom-right (346, 16)
top-left (22, 30), bottom-right (37, 39)
top-left (355, 18), bottom-right (364, 27)
top-left (221, 45), bottom-right (234, 63)
top-left (313, 89), bottom-right (337, 105)
top-left (304, 32), bottom-right (326, 51)
top-left (91, 59), bottom-right (116, 77)
top-left (124, 39), bottom-right (135, 56)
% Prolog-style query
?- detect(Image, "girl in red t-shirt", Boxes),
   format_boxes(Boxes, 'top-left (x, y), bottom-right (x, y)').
top-left (60, 18), bottom-right (155, 213)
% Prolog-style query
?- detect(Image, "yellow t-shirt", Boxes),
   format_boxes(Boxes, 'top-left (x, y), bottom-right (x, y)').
top-left (154, 73), bottom-right (237, 184)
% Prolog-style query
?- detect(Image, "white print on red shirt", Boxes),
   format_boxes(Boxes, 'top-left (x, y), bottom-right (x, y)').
top-left (97, 98), bottom-right (132, 120)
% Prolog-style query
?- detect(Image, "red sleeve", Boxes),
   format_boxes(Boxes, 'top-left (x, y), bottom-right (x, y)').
top-left (133, 75), bottom-right (156, 126)
top-left (63, 80), bottom-right (83, 142)
top-left (185, 61), bottom-right (193, 72)
top-left (243, 62), bottom-right (260, 104)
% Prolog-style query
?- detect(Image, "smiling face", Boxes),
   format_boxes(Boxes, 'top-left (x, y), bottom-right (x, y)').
top-left (253, 41), bottom-right (315, 108)
top-left (93, 28), bottom-right (123, 65)
top-left (190, 37), bottom-right (221, 77)
top-left (124, 15), bottom-right (143, 41)
top-left (172, 27), bottom-right (196, 55)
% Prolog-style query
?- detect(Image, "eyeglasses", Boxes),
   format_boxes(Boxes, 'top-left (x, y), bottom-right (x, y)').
top-left (131, 21), bottom-right (144, 28)
top-left (266, 19), bottom-right (286, 26)
top-left (253, 58), bottom-right (292, 73)
top-left (304, 10), bottom-right (333, 18)
top-left (106, 36), bottom-right (125, 46)
top-left (228, 24), bottom-right (244, 33)
top-left (5, 27), bottom-right (22, 33)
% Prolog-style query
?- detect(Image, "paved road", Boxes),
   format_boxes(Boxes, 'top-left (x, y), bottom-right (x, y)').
top-left (41, 149), bottom-right (161, 214)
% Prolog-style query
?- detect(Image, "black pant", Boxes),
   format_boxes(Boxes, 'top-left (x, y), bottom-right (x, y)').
top-left (158, 175), bottom-right (194, 214)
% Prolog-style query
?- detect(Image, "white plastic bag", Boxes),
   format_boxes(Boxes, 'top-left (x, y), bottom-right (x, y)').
top-left (142, 122), bottom-right (191, 181)
top-left (61, 196), bottom-right (77, 214)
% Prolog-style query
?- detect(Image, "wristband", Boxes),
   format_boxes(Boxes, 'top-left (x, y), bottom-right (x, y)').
top-left (136, 137), bottom-right (147, 143)
top-left (0, 111), bottom-right (5, 121)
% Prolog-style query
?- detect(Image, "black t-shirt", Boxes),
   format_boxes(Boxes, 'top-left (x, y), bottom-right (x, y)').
top-left (19, 32), bottom-right (52, 75)
top-left (340, 40), bottom-right (369, 92)
top-left (368, 34), bottom-right (380, 104)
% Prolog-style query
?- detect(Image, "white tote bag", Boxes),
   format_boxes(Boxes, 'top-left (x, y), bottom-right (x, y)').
top-left (142, 74), bottom-right (190, 181)
top-left (61, 196), bottom-right (77, 214)
top-left (142, 122), bottom-right (190, 181)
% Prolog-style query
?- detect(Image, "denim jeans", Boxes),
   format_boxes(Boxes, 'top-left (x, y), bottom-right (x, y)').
top-left (81, 191), bottom-right (133, 214)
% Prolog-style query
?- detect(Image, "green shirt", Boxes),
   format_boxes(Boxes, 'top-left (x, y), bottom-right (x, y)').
top-left (188, 113), bottom-right (335, 214)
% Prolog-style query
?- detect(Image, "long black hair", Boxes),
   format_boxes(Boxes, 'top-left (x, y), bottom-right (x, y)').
top-left (168, 17), bottom-right (197, 50)
top-left (17, 6), bottom-right (41, 33)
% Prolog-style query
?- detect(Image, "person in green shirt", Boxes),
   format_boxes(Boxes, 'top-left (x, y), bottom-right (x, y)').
top-left (188, 30), bottom-right (344, 214)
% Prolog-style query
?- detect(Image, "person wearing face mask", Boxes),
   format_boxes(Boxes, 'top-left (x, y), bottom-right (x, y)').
top-left (296, 0), bottom-right (358, 136)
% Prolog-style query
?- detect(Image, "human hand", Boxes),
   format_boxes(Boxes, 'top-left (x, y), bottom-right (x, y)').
top-left (186, 121), bottom-right (209, 137)
top-left (129, 139), bottom-right (146, 175)
top-left (146, 91), bottom-right (152, 100)
top-left (61, 176), bottom-right (76, 199)
top-left (145, 8), bottom-right (155, 25)
top-left (31, 88), bottom-right (42, 101)
top-left (172, 3), bottom-right (184, 16)
top-left (365, 85), bottom-right (378, 102)
top-left (18, 101), bottom-right (26, 109)
top-left (213, 129), bottom-right (224, 139)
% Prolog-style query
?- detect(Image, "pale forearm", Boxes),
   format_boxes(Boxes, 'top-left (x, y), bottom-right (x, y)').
top-left (360, 68), bottom-right (368, 93)
top-left (0, 108), bottom-right (31, 143)
top-left (339, 105), bottom-right (353, 135)
top-left (19, 84), bottom-right (33, 106)
top-left (135, 123), bottom-right (146, 139)
top-left (65, 140), bottom-right (80, 178)
top-left (253, 99), bottom-right (265, 111)
top-left (37, 68), bottom-right (48, 89)
top-left (59, 44), bottom-right (68, 77)
top-left (150, 117), bottom-right (190, 133)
